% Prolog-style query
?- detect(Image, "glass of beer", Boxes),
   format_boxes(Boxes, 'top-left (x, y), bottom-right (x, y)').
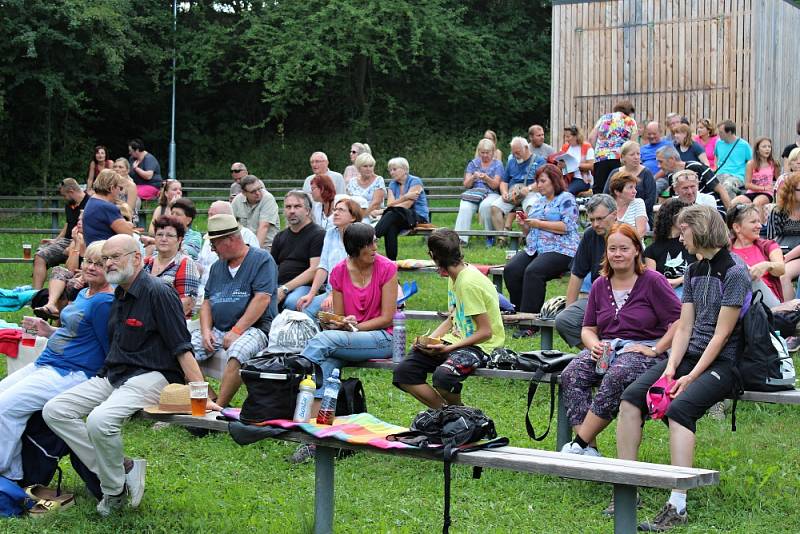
top-left (188, 381), bottom-right (209, 416)
top-left (22, 244), bottom-right (32, 260)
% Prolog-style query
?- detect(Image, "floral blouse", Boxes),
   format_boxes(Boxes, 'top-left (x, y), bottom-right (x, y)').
top-left (524, 191), bottom-right (580, 257)
top-left (347, 175), bottom-right (386, 207)
top-left (593, 112), bottom-right (638, 161)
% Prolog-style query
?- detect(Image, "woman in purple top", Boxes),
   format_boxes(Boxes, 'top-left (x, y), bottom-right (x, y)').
top-left (559, 223), bottom-right (681, 459)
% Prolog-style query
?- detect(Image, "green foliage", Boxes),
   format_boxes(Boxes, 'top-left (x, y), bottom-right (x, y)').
top-left (0, 1), bottom-right (552, 193)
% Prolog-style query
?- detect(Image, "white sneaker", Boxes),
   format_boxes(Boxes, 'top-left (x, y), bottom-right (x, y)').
top-left (583, 446), bottom-right (602, 457)
top-left (125, 459), bottom-right (146, 508)
top-left (560, 441), bottom-right (584, 455)
top-left (97, 492), bottom-right (127, 516)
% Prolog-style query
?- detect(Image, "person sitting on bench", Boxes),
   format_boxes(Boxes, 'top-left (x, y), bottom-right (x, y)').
top-left (393, 228), bottom-right (505, 409)
top-left (293, 223), bottom-right (397, 463)
top-left (559, 223), bottom-right (681, 465)
top-left (616, 205), bottom-right (751, 531)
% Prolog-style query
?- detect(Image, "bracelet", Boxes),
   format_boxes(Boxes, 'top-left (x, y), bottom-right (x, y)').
top-left (231, 325), bottom-right (244, 336)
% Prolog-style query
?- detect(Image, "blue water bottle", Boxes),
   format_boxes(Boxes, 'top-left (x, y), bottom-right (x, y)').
top-left (392, 310), bottom-right (406, 363)
top-left (316, 369), bottom-right (341, 425)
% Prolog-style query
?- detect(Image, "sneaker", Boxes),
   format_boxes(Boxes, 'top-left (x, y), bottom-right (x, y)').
top-left (707, 401), bottom-right (725, 421)
top-left (289, 444), bottom-right (316, 464)
top-left (601, 493), bottom-right (643, 517)
top-left (583, 446), bottom-right (602, 457)
top-left (638, 503), bottom-right (687, 531)
top-left (125, 459), bottom-right (146, 508)
top-left (560, 441), bottom-right (584, 455)
top-left (786, 336), bottom-right (800, 352)
top-left (97, 491), bottom-right (127, 517)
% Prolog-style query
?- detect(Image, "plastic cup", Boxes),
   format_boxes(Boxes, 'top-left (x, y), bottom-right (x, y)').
top-left (505, 250), bottom-right (516, 261)
top-left (22, 244), bottom-right (32, 260)
top-left (189, 381), bottom-right (209, 416)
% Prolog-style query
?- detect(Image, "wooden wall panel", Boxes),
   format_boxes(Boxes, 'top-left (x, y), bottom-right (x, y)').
top-left (549, 0), bottom-right (800, 146)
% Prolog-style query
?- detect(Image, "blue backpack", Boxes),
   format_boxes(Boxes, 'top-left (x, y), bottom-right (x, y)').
top-left (0, 476), bottom-right (34, 517)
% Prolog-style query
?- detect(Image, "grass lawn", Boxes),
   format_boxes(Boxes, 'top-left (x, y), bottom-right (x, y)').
top-left (1, 206), bottom-right (799, 533)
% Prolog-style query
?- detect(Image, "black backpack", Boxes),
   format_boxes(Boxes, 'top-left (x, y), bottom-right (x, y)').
top-left (388, 406), bottom-right (508, 534)
top-left (336, 377), bottom-right (367, 416)
top-left (731, 291), bottom-right (797, 429)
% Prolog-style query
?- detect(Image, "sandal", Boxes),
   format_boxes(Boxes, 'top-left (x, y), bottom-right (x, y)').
top-left (25, 485), bottom-right (74, 515)
top-left (33, 305), bottom-right (60, 321)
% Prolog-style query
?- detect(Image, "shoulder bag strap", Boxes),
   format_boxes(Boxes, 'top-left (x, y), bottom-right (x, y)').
top-left (716, 138), bottom-right (741, 172)
top-left (524, 370), bottom-right (556, 441)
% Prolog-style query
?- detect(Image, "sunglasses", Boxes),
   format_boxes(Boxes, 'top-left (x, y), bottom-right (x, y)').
top-left (230, 168), bottom-right (245, 173)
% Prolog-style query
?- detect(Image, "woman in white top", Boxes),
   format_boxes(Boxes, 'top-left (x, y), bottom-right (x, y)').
top-left (346, 152), bottom-right (385, 222)
top-left (609, 170), bottom-right (648, 239)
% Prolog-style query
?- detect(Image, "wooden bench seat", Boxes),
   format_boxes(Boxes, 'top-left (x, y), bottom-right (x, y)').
top-left (141, 411), bottom-right (719, 534)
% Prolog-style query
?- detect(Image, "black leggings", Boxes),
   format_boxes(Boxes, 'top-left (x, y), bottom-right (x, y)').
top-left (375, 207), bottom-right (423, 261)
top-left (503, 251), bottom-right (572, 313)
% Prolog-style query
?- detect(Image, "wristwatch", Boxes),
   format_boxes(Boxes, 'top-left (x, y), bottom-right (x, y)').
top-left (279, 285), bottom-right (289, 296)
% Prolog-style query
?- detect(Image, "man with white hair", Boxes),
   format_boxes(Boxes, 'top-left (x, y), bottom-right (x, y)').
top-left (656, 145), bottom-right (730, 215)
top-left (671, 170), bottom-right (719, 212)
top-left (490, 137), bottom-right (543, 246)
top-left (197, 200), bottom-right (261, 302)
top-left (43, 234), bottom-right (218, 516)
top-left (303, 152), bottom-right (346, 195)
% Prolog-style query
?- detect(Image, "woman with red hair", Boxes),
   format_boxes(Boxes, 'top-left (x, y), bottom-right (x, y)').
top-left (559, 223), bottom-right (681, 466)
top-left (504, 164), bottom-right (579, 336)
top-left (310, 174), bottom-right (337, 230)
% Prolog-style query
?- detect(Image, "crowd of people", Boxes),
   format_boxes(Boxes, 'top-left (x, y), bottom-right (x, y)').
top-left (2, 109), bottom-right (799, 531)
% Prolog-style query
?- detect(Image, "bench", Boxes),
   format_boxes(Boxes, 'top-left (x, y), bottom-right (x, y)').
top-left (141, 410), bottom-right (719, 534)
top-left (405, 227), bottom-right (523, 250)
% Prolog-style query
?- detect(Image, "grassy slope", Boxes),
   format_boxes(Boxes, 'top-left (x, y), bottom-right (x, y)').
top-left (1, 206), bottom-right (799, 533)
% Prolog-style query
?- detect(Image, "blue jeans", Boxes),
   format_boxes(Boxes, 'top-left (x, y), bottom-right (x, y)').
top-left (301, 291), bottom-right (329, 320)
top-left (301, 329), bottom-right (393, 397)
top-left (282, 285), bottom-right (311, 312)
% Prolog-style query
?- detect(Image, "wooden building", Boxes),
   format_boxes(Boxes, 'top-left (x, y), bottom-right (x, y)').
top-left (549, 0), bottom-right (800, 150)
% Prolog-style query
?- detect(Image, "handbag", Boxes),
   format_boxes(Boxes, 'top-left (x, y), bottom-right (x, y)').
top-left (516, 350), bottom-right (577, 441)
top-left (239, 354), bottom-right (322, 424)
top-left (460, 187), bottom-right (489, 204)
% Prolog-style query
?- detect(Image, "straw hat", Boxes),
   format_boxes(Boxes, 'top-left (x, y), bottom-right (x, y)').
top-left (203, 214), bottom-right (242, 240)
top-left (143, 383), bottom-right (193, 414)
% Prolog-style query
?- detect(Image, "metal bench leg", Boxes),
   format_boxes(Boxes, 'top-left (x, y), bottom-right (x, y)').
top-left (613, 484), bottom-right (637, 534)
top-left (314, 445), bottom-right (335, 534)
top-left (540, 326), bottom-right (553, 350)
top-left (510, 236), bottom-right (519, 251)
top-left (556, 386), bottom-right (571, 450)
top-left (492, 273), bottom-right (503, 293)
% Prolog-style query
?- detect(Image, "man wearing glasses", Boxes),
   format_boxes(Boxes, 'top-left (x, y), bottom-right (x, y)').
top-left (44, 234), bottom-right (219, 516)
top-left (231, 174), bottom-right (280, 250)
top-left (302, 152), bottom-right (346, 196)
top-left (229, 162), bottom-right (248, 200)
top-left (657, 145), bottom-right (730, 216)
top-left (555, 194), bottom-right (618, 347)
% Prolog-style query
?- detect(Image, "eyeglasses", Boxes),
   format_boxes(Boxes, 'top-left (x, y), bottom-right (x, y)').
top-left (794, 188), bottom-right (800, 192)
top-left (155, 232), bottom-right (178, 239)
top-left (230, 168), bottom-right (245, 173)
top-left (83, 259), bottom-right (105, 268)
top-left (244, 187), bottom-right (263, 194)
top-left (588, 212), bottom-right (615, 223)
top-left (101, 251), bottom-right (135, 263)
top-left (209, 236), bottom-right (232, 252)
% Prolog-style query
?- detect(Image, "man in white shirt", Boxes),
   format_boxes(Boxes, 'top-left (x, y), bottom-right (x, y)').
top-left (302, 152), bottom-right (346, 195)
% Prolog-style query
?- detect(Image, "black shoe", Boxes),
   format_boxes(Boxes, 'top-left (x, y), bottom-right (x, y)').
top-left (512, 327), bottom-right (540, 339)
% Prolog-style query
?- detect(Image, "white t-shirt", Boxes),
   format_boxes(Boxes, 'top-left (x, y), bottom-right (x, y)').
top-left (566, 144), bottom-right (596, 183)
top-left (618, 198), bottom-right (648, 229)
top-left (303, 171), bottom-right (346, 195)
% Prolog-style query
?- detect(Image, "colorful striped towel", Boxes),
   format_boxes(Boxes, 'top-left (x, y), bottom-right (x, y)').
top-left (222, 408), bottom-right (416, 450)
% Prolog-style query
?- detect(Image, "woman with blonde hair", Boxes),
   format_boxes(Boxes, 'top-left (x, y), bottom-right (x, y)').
top-left (478, 130), bottom-right (503, 161)
top-left (346, 152), bottom-right (385, 221)
top-left (455, 138), bottom-right (504, 245)
top-left (82, 170), bottom-right (133, 245)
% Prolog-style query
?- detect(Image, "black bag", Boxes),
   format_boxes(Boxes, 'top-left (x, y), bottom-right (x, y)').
top-left (773, 307), bottom-right (800, 339)
top-left (731, 291), bottom-right (797, 430)
top-left (388, 406), bottom-right (508, 534)
top-left (336, 377), bottom-right (367, 416)
top-left (239, 354), bottom-right (322, 424)
top-left (517, 350), bottom-right (576, 441)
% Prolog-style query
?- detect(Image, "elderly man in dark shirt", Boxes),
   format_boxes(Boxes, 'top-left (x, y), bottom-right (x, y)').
top-left (43, 234), bottom-right (220, 516)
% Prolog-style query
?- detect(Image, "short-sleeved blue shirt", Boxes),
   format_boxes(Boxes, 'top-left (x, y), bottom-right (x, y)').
top-left (205, 246), bottom-right (278, 332)
top-left (388, 174), bottom-right (429, 222)
top-left (36, 288), bottom-right (113, 377)
top-left (83, 196), bottom-right (124, 245)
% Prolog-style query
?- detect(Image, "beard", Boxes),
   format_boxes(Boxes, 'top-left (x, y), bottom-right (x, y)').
top-left (105, 262), bottom-right (135, 285)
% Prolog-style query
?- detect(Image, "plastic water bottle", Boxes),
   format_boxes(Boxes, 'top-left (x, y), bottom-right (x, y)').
top-left (595, 342), bottom-right (611, 375)
top-left (392, 310), bottom-right (406, 363)
top-left (293, 375), bottom-right (317, 423)
top-left (315, 369), bottom-right (341, 425)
